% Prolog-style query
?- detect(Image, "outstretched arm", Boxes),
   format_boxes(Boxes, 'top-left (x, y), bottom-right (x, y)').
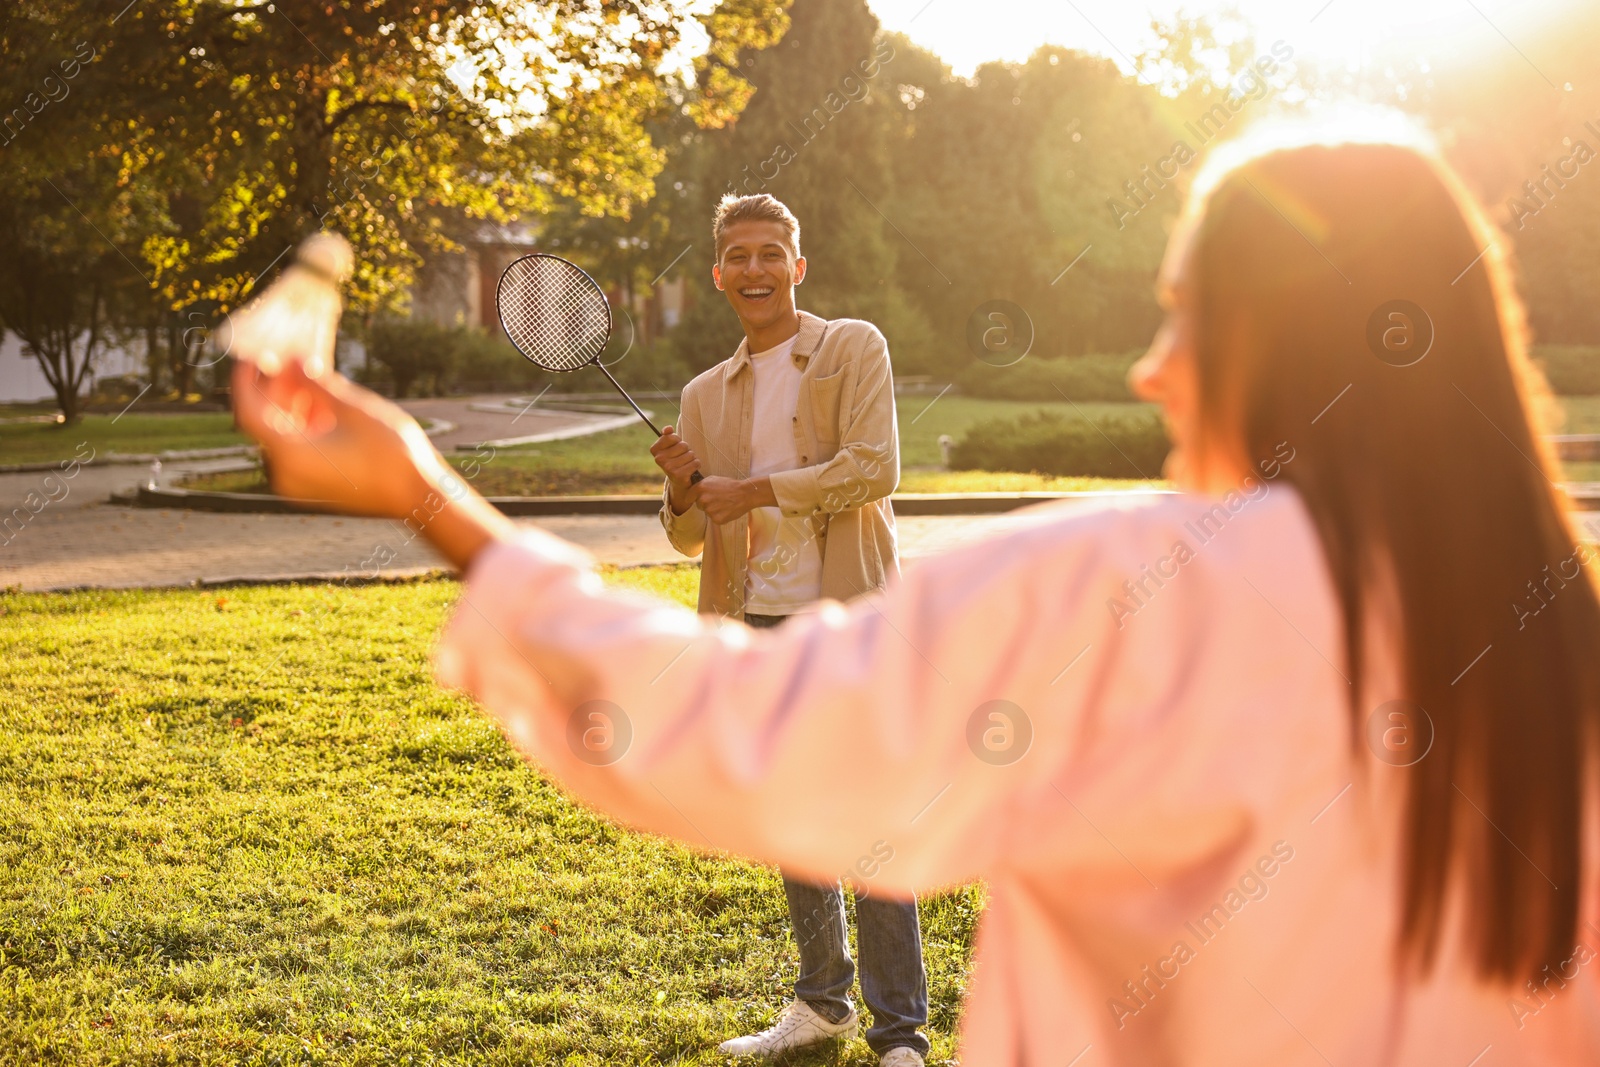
top-left (233, 359), bottom-right (1121, 895)
top-left (431, 518), bottom-right (1105, 895)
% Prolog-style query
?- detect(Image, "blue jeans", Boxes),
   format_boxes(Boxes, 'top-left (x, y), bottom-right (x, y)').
top-left (746, 612), bottom-right (930, 1058)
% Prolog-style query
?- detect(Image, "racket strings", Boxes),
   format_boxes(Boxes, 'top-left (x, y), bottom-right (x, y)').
top-left (498, 258), bottom-right (611, 372)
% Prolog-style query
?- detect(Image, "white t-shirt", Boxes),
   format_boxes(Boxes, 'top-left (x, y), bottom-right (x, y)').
top-left (745, 335), bottom-right (824, 614)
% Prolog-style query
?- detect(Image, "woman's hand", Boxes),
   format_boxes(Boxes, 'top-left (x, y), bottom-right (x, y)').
top-left (231, 359), bottom-right (443, 518)
top-left (231, 359), bottom-right (517, 570)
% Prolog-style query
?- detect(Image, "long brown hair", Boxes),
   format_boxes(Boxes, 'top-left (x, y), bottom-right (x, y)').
top-left (1179, 124), bottom-right (1600, 980)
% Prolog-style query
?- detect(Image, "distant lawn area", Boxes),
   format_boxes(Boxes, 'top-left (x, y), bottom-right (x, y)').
top-left (452, 394), bottom-right (1163, 496)
top-left (1554, 394), bottom-right (1600, 433)
top-left (14, 394), bottom-right (1600, 490)
top-left (186, 396), bottom-right (1165, 497)
top-left (0, 567), bottom-right (979, 1065)
top-left (0, 413), bottom-right (246, 467)
top-left (426, 392), bottom-right (1600, 495)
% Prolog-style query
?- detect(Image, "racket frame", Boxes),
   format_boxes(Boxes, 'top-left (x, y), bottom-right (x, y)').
top-left (495, 252), bottom-right (701, 483)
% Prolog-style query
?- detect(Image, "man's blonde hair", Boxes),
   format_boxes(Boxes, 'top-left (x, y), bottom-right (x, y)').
top-left (713, 194), bottom-right (801, 260)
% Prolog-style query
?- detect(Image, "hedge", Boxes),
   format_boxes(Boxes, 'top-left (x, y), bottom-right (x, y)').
top-left (949, 408), bottom-right (1170, 478)
top-left (356, 319), bottom-right (697, 396)
top-left (1532, 345), bottom-right (1600, 396)
top-left (953, 346), bottom-right (1600, 403)
top-left (953, 350), bottom-right (1144, 402)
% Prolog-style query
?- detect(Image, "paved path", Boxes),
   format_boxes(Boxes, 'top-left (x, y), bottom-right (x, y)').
top-left (396, 394), bottom-right (625, 450)
top-left (0, 491), bottom-right (1028, 590)
top-left (5, 478), bottom-right (1598, 592)
top-left (4, 392), bottom-right (1597, 592)
top-left (0, 396), bottom-right (652, 591)
top-left (0, 394), bottom-right (1050, 591)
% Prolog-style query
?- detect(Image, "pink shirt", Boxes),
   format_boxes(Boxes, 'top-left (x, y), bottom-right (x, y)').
top-left (435, 485), bottom-right (1600, 1065)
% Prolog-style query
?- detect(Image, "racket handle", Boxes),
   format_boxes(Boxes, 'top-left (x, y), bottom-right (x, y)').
top-left (593, 364), bottom-right (703, 484)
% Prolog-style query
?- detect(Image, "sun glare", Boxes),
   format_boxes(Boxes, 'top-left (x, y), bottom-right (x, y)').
top-left (872, 0), bottom-right (1583, 92)
top-left (1262, 0), bottom-right (1576, 82)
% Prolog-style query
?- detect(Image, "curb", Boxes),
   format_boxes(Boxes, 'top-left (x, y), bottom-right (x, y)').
top-left (128, 485), bottom-right (1176, 516)
top-left (190, 556), bottom-right (690, 589)
top-left (1552, 435), bottom-right (1600, 461)
top-left (467, 399), bottom-right (643, 417)
top-left (17, 435), bottom-right (1600, 477)
top-left (12, 556), bottom-right (706, 594)
top-left (194, 567), bottom-right (453, 589)
top-left (0, 445), bottom-right (258, 473)
top-left (127, 482), bottom-right (1600, 517)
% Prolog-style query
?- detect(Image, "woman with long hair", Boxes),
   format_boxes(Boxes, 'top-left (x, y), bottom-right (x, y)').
top-left (234, 121), bottom-right (1600, 1064)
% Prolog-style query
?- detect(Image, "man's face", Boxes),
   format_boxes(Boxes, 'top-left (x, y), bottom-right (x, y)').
top-left (713, 219), bottom-right (807, 332)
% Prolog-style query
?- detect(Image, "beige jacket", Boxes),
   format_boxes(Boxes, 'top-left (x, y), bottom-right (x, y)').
top-left (659, 310), bottom-right (899, 618)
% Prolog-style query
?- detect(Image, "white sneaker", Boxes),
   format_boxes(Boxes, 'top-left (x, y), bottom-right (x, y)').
top-left (718, 999), bottom-right (859, 1056)
top-left (879, 1049), bottom-right (925, 1067)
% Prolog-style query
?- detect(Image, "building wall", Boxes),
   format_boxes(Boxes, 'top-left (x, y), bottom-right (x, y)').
top-left (0, 331), bottom-right (146, 404)
top-left (0, 333), bottom-right (55, 402)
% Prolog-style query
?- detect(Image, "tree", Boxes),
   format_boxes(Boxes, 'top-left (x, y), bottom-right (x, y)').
top-left (1213, 5), bottom-right (1600, 346)
top-left (0, 3), bottom-right (153, 423)
top-left (632, 7), bottom-right (1232, 378)
top-left (877, 39), bottom-right (1175, 370)
top-left (0, 0), bottom-right (789, 418)
top-left (656, 0), bottom-right (933, 374)
top-left (0, 193), bottom-right (132, 424)
top-left (1401, 7), bottom-right (1600, 346)
top-left (95, 0), bottom-right (790, 314)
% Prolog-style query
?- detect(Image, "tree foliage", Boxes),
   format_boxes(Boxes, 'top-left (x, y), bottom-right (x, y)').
top-left (4, 0), bottom-right (1597, 425)
top-left (0, 0), bottom-right (788, 417)
top-left (583, 0), bottom-right (1198, 378)
top-left (97, 0), bottom-right (789, 314)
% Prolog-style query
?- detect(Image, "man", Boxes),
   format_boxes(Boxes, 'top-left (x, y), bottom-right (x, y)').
top-left (649, 193), bottom-right (928, 1067)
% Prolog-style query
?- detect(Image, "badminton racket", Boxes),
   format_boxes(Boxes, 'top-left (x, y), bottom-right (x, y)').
top-left (495, 253), bottom-right (701, 484)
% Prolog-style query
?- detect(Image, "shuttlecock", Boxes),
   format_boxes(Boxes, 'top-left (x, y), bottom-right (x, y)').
top-left (220, 232), bottom-right (354, 377)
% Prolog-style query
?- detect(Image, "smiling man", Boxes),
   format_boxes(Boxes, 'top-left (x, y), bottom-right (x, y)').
top-left (649, 193), bottom-right (927, 1067)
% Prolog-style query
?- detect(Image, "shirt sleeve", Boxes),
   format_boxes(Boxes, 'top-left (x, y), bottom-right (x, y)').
top-left (768, 325), bottom-right (900, 518)
top-left (658, 384), bottom-right (708, 557)
top-left (434, 504), bottom-right (1135, 896)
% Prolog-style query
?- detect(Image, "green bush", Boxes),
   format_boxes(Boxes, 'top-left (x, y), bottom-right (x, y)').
top-left (87, 373), bottom-right (149, 404)
top-left (453, 327), bottom-right (542, 389)
top-left (356, 317), bottom-right (705, 398)
top-left (603, 338), bottom-right (699, 393)
top-left (953, 346), bottom-right (1600, 402)
top-left (950, 408), bottom-right (1170, 478)
top-left (1532, 345), bottom-right (1600, 396)
top-left (954, 351), bottom-right (1144, 402)
top-left (364, 318), bottom-right (461, 398)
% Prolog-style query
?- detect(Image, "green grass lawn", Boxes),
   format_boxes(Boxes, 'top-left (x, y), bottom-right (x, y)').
top-left (0, 413), bottom-right (247, 467)
top-left (1534, 396), bottom-right (1600, 483)
top-left (0, 402), bottom-right (61, 419)
top-left (1562, 462), bottom-right (1600, 482)
top-left (184, 397), bottom-right (1163, 497)
top-left (17, 394), bottom-right (1600, 492)
top-left (456, 392), bottom-right (1598, 494)
top-left (1552, 394), bottom-right (1600, 434)
top-left (0, 567), bottom-right (980, 1065)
